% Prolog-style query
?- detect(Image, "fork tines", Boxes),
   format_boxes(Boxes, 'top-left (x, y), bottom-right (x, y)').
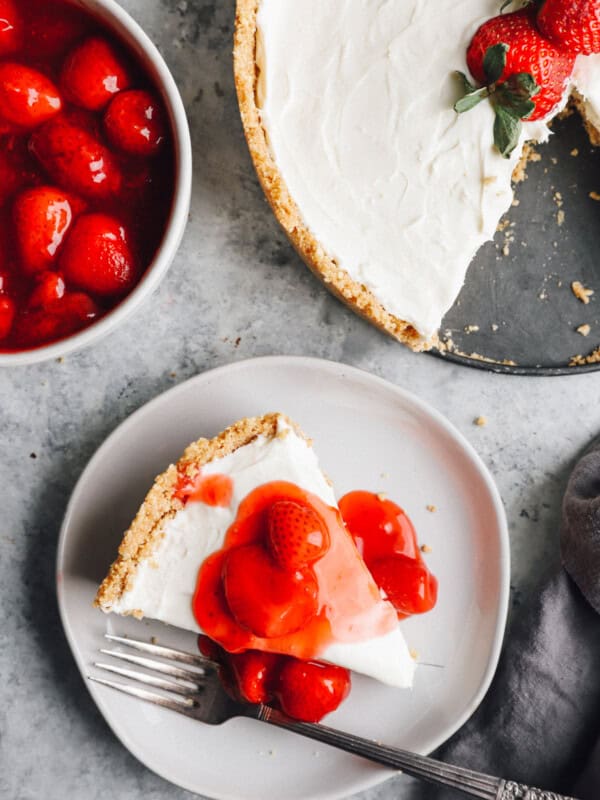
top-left (89, 634), bottom-right (214, 717)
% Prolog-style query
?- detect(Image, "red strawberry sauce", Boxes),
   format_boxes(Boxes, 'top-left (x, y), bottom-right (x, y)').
top-left (175, 476), bottom-right (438, 721)
top-left (0, 0), bottom-right (174, 353)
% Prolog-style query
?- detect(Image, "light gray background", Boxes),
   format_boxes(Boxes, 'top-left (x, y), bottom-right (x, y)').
top-left (2, 1), bottom-right (600, 798)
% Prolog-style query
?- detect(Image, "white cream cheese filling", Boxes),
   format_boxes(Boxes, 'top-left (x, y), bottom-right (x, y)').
top-left (110, 417), bottom-right (416, 688)
top-left (256, 0), bottom-right (600, 340)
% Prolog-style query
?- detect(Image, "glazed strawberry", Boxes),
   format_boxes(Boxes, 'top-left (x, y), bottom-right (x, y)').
top-left (104, 90), bottom-right (167, 157)
top-left (30, 117), bottom-right (122, 199)
top-left (0, 0), bottom-right (21, 56)
top-left (274, 659), bottom-right (351, 723)
top-left (456, 9), bottom-right (576, 156)
top-left (222, 544), bottom-right (319, 639)
top-left (0, 296), bottom-right (15, 339)
top-left (14, 291), bottom-right (99, 347)
top-left (229, 650), bottom-right (280, 705)
top-left (13, 187), bottom-right (81, 275)
top-left (29, 272), bottom-right (66, 308)
top-left (0, 63), bottom-right (62, 128)
top-left (339, 491), bottom-right (419, 562)
top-left (267, 500), bottom-right (330, 570)
top-left (369, 556), bottom-right (438, 618)
top-left (538, 0), bottom-right (600, 55)
top-left (61, 37), bottom-right (131, 112)
top-left (60, 213), bottom-right (137, 297)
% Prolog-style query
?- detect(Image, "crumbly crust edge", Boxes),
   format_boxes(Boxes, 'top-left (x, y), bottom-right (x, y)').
top-left (94, 413), bottom-right (304, 611)
top-left (233, 0), bottom-right (430, 352)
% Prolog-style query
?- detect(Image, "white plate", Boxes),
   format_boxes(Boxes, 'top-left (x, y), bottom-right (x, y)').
top-left (57, 356), bottom-right (509, 800)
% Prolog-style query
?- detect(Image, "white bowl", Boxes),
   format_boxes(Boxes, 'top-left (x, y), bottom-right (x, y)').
top-left (0, 0), bottom-right (192, 366)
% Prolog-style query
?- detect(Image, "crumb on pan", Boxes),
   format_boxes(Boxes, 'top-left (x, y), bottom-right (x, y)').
top-left (570, 346), bottom-right (600, 367)
top-left (474, 416), bottom-right (487, 427)
top-left (572, 281), bottom-right (595, 304)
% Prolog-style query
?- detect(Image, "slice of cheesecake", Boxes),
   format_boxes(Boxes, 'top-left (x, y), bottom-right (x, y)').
top-left (96, 413), bottom-right (416, 688)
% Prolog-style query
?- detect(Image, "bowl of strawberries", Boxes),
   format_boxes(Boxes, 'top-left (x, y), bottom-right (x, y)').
top-left (0, 0), bottom-right (192, 364)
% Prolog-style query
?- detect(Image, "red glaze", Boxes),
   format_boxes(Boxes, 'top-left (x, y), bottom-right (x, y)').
top-left (24, 2), bottom-right (91, 61)
top-left (0, 0), bottom-right (22, 57)
top-left (60, 213), bottom-right (137, 297)
top-left (0, 295), bottom-right (15, 339)
top-left (61, 37), bottom-right (131, 111)
top-left (193, 481), bottom-right (397, 660)
top-left (0, 0), bottom-right (173, 353)
top-left (14, 187), bottom-right (79, 274)
top-left (174, 469), bottom-right (234, 508)
top-left (198, 635), bottom-right (350, 722)
top-left (339, 491), bottom-right (438, 619)
top-left (105, 90), bottom-right (166, 157)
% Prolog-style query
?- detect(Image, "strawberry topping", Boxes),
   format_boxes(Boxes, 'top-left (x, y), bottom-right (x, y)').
top-left (29, 272), bottom-right (66, 308)
top-left (13, 291), bottom-right (99, 348)
top-left (104, 90), bottom-right (166, 157)
top-left (197, 635), bottom-right (351, 722)
top-left (0, 63), bottom-right (62, 129)
top-left (222, 544), bottom-right (319, 639)
top-left (30, 116), bottom-right (123, 200)
top-left (60, 213), bottom-right (137, 297)
top-left (273, 659), bottom-right (351, 723)
top-left (267, 499), bottom-right (330, 569)
top-left (60, 37), bottom-right (131, 111)
top-left (13, 186), bottom-right (80, 275)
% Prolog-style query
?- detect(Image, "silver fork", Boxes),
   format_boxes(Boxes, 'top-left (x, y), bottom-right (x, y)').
top-left (89, 634), bottom-right (575, 800)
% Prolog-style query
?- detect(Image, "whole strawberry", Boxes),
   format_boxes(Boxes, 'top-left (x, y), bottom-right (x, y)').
top-left (455, 9), bottom-right (576, 157)
top-left (267, 499), bottom-right (330, 569)
top-left (538, 0), bottom-right (600, 55)
top-left (60, 213), bottom-right (137, 297)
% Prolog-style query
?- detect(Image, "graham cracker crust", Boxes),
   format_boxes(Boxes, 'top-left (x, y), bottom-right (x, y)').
top-left (95, 413), bottom-right (301, 612)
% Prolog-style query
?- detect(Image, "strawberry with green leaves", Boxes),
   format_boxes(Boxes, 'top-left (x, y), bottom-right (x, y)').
top-left (455, 8), bottom-right (575, 157)
top-left (538, 0), bottom-right (600, 55)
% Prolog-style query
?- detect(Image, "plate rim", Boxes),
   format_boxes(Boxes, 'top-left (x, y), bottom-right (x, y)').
top-left (56, 354), bottom-right (511, 800)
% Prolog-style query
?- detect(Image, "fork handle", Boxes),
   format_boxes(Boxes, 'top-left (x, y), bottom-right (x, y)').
top-left (260, 708), bottom-right (576, 800)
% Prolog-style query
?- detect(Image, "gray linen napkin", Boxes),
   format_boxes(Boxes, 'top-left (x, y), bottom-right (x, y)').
top-left (424, 438), bottom-right (600, 799)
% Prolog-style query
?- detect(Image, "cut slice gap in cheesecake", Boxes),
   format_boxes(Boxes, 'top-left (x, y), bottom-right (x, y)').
top-left (96, 413), bottom-right (416, 688)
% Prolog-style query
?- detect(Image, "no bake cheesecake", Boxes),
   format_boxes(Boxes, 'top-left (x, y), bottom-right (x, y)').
top-left (234, 0), bottom-right (600, 350)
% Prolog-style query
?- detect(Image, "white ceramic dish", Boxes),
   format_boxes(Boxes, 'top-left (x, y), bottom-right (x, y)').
top-left (57, 356), bottom-right (510, 800)
top-left (0, 0), bottom-right (192, 367)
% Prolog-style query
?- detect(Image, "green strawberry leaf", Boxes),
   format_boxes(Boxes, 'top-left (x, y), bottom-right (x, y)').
top-left (483, 43), bottom-right (509, 84)
top-left (493, 105), bottom-right (522, 158)
top-left (454, 86), bottom-right (489, 113)
top-left (504, 72), bottom-right (540, 99)
top-left (455, 70), bottom-right (477, 95)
